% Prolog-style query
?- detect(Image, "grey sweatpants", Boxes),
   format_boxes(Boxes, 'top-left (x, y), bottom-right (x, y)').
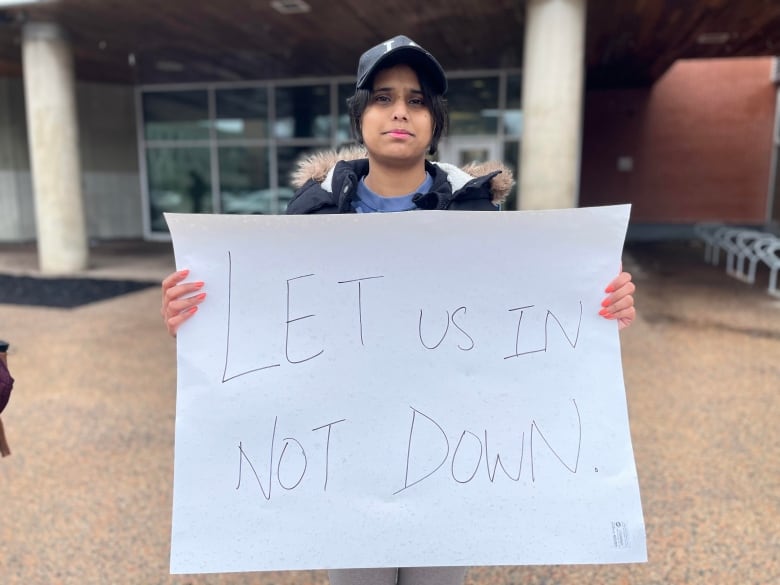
top-left (328, 567), bottom-right (467, 585)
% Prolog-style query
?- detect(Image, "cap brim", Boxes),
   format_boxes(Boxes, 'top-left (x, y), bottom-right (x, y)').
top-left (358, 46), bottom-right (447, 95)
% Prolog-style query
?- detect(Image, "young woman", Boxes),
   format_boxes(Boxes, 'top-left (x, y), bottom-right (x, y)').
top-left (161, 35), bottom-right (636, 585)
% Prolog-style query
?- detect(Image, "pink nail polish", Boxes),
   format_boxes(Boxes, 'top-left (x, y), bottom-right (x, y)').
top-left (601, 298), bottom-right (610, 307)
top-left (599, 309), bottom-right (608, 316)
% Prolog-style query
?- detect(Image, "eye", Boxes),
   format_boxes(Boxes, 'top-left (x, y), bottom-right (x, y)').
top-left (373, 94), bottom-right (391, 104)
top-left (408, 97), bottom-right (425, 107)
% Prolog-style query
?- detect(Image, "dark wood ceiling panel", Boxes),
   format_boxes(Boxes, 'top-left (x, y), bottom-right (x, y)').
top-left (586, 0), bottom-right (780, 88)
top-left (0, 0), bottom-right (776, 89)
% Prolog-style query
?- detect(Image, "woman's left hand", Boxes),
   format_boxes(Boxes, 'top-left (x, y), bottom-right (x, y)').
top-left (600, 271), bottom-right (636, 330)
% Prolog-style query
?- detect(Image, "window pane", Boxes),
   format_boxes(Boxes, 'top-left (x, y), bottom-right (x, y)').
top-left (274, 85), bottom-right (331, 139)
top-left (277, 146), bottom-right (316, 211)
top-left (219, 147), bottom-right (273, 214)
top-left (502, 140), bottom-right (520, 210)
top-left (504, 74), bottom-right (522, 136)
top-left (447, 77), bottom-right (499, 135)
top-left (146, 147), bottom-right (211, 232)
top-left (216, 88), bottom-right (269, 140)
top-left (337, 83), bottom-right (354, 145)
top-left (143, 91), bottom-right (209, 141)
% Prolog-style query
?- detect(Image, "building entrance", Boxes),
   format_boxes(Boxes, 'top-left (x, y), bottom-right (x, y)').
top-left (438, 137), bottom-right (501, 168)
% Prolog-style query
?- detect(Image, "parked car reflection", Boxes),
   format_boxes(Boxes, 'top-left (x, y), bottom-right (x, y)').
top-left (221, 188), bottom-right (294, 215)
top-left (149, 189), bottom-right (186, 232)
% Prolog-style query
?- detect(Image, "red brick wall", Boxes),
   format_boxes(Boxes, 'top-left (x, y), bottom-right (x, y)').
top-left (580, 57), bottom-right (776, 224)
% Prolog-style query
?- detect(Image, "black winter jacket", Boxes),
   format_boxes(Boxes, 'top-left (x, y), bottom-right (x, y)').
top-left (287, 147), bottom-right (514, 215)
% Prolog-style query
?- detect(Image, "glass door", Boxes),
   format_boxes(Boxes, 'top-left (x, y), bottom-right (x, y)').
top-left (438, 137), bottom-right (501, 168)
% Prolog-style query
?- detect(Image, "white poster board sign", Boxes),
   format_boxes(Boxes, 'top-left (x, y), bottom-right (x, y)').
top-left (166, 206), bottom-right (646, 574)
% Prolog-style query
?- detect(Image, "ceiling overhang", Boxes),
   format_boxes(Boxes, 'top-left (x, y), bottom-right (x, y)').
top-left (0, 0), bottom-right (777, 90)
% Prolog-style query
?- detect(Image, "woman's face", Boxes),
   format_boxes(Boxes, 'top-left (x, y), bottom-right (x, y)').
top-left (361, 64), bottom-right (434, 167)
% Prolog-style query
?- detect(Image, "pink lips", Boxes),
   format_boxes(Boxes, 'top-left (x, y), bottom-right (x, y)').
top-left (386, 129), bottom-right (413, 138)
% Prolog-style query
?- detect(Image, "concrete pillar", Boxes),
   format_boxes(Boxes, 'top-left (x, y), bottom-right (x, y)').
top-left (518, 0), bottom-right (586, 209)
top-left (22, 21), bottom-right (88, 274)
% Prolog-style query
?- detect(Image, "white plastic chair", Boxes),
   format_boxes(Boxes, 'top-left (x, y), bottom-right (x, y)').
top-left (733, 230), bottom-right (769, 283)
top-left (754, 237), bottom-right (780, 298)
top-left (693, 222), bottom-right (724, 264)
top-left (717, 227), bottom-right (745, 276)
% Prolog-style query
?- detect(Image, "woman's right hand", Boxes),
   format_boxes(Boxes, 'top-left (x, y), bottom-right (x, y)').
top-left (161, 269), bottom-right (206, 337)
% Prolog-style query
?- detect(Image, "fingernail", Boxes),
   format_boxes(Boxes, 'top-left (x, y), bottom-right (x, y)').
top-left (188, 306), bottom-right (198, 314)
top-left (601, 298), bottom-right (610, 307)
top-left (194, 281), bottom-right (205, 288)
top-left (599, 309), bottom-right (609, 316)
top-left (196, 292), bottom-right (206, 300)
top-left (179, 269), bottom-right (190, 276)
top-left (605, 285), bottom-right (615, 293)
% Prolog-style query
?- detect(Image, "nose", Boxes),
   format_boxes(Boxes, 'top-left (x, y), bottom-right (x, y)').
top-left (391, 102), bottom-right (409, 121)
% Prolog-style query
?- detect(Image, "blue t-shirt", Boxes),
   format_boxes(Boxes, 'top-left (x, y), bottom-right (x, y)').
top-left (352, 173), bottom-right (434, 213)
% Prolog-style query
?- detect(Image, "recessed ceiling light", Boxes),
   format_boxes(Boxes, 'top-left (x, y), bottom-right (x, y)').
top-left (0, 0), bottom-right (51, 6)
top-left (155, 60), bottom-right (184, 72)
top-left (697, 32), bottom-right (731, 45)
top-left (270, 0), bottom-right (310, 14)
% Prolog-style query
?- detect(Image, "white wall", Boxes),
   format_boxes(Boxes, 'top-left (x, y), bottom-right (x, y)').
top-left (77, 82), bottom-right (142, 239)
top-left (0, 78), bottom-right (35, 241)
top-left (0, 78), bottom-right (143, 242)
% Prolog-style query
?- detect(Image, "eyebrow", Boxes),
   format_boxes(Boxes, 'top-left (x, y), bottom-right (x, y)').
top-left (372, 86), bottom-right (424, 95)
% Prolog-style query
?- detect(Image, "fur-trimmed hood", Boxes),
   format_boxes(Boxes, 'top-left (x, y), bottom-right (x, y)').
top-left (290, 145), bottom-right (514, 206)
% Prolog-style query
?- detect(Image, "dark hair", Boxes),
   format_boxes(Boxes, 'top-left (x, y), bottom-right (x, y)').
top-left (347, 61), bottom-right (449, 156)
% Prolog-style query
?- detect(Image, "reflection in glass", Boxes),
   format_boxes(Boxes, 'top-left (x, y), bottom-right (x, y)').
top-left (458, 148), bottom-right (491, 167)
top-left (146, 148), bottom-right (211, 232)
top-left (274, 85), bottom-right (331, 139)
top-left (505, 74), bottom-right (522, 136)
top-left (502, 140), bottom-right (519, 210)
top-left (216, 88), bottom-right (269, 140)
top-left (277, 146), bottom-right (318, 211)
top-left (143, 91), bottom-right (209, 141)
top-left (218, 147), bottom-right (274, 214)
top-left (337, 84), bottom-right (354, 145)
top-left (448, 77), bottom-right (499, 135)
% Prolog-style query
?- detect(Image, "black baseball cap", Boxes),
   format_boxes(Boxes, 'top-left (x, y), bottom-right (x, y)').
top-left (356, 35), bottom-right (447, 95)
